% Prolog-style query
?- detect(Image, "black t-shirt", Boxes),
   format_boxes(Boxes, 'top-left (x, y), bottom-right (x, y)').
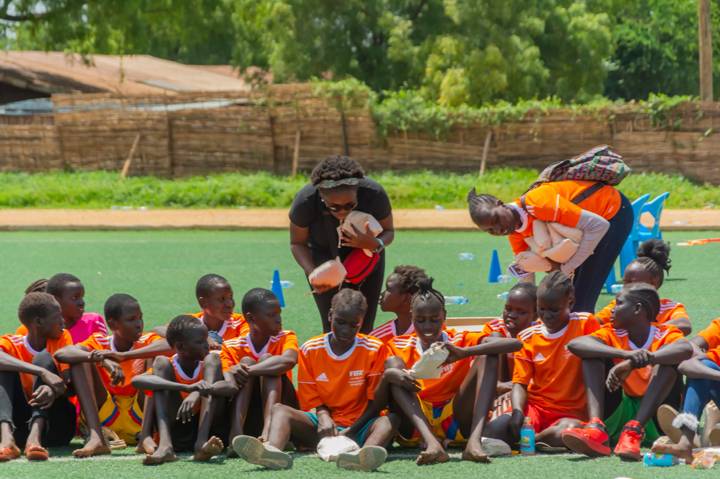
top-left (289, 178), bottom-right (392, 261)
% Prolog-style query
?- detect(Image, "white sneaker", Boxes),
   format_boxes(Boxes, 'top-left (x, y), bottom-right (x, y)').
top-left (481, 437), bottom-right (512, 457)
top-left (231, 435), bottom-right (292, 470)
top-left (336, 445), bottom-right (387, 471)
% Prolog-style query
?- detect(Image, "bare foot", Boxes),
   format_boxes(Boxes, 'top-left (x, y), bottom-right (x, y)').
top-left (136, 436), bottom-right (157, 455)
top-left (651, 441), bottom-right (694, 464)
top-left (416, 445), bottom-right (450, 465)
top-left (72, 437), bottom-right (112, 458)
top-left (193, 436), bottom-right (224, 461)
top-left (462, 441), bottom-right (490, 463)
top-left (143, 445), bottom-right (177, 466)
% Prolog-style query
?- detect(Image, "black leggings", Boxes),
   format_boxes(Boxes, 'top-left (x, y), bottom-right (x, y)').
top-left (311, 253), bottom-right (385, 334)
top-left (0, 351), bottom-right (76, 447)
top-left (572, 194), bottom-right (634, 313)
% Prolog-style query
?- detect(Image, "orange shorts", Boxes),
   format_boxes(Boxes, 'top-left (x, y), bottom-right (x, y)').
top-left (524, 402), bottom-right (584, 433)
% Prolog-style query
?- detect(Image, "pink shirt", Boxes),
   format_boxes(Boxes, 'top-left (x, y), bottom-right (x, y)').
top-left (15, 312), bottom-right (107, 344)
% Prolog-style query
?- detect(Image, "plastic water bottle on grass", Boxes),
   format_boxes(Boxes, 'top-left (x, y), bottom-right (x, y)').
top-left (610, 284), bottom-right (623, 294)
top-left (643, 453), bottom-right (678, 467)
top-left (497, 292), bottom-right (509, 301)
top-left (444, 296), bottom-right (469, 305)
top-left (497, 274), bottom-right (513, 284)
top-left (458, 252), bottom-right (475, 261)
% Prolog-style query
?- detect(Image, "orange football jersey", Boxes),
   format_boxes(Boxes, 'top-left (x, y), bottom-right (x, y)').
top-left (79, 332), bottom-right (164, 397)
top-left (220, 330), bottom-right (298, 379)
top-left (596, 298), bottom-right (688, 327)
top-left (191, 312), bottom-right (249, 341)
top-left (297, 334), bottom-right (385, 427)
top-left (370, 319), bottom-right (414, 344)
top-left (698, 318), bottom-right (720, 350)
top-left (388, 329), bottom-right (485, 404)
top-left (0, 330), bottom-right (73, 399)
top-left (513, 312), bottom-right (600, 418)
top-left (590, 323), bottom-right (684, 397)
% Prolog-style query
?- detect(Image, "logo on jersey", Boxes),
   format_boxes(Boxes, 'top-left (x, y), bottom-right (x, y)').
top-left (315, 372), bottom-right (329, 382)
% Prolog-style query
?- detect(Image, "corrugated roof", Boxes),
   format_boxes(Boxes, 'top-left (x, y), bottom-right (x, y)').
top-left (0, 51), bottom-right (250, 95)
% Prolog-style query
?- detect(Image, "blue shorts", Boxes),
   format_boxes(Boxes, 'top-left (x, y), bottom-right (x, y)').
top-left (304, 412), bottom-right (376, 446)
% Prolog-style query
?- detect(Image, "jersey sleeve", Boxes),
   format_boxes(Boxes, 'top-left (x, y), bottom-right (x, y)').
top-left (297, 349), bottom-right (322, 411)
top-left (219, 344), bottom-right (238, 371)
top-left (512, 344), bottom-right (534, 385)
top-left (92, 317), bottom-right (109, 336)
top-left (669, 303), bottom-right (689, 321)
top-left (78, 333), bottom-right (105, 351)
top-left (0, 336), bottom-right (14, 355)
top-left (15, 325), bottom-right (28, 336)
top-left (589, 324), bottom-right (615, 345)
top-left (366, 345), bottom-right (387, 401)
top-left (54, 331), bottom-right (74, 373)
top-left (462, 331), bottom-right (486, 347)
top-left (582, 314), bottom-right (601, 334)
top-left (137, 332), bottom-right (163, 347)
top-left (282, 332), bottom-right (299, 353)
top-left (524, 185), bottom-right (583, 227)
top-left (698, 319), bottom-right (720, 350)
top-left (595, 301), bottom-right (614, 325)
top-left (508, 232), bottom-right (529, 255)
top-left (659, 327), bottom-right (685, 346)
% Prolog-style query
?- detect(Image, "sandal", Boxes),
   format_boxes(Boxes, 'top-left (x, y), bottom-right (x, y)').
top-left (25, 444), bottom-right (49, 461)
top-left (0, 445), bottom-right (20, 461)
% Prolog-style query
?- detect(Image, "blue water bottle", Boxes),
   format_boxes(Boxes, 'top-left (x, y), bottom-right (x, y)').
top-left (519, 417), bottom-right (536, 455)
top-left (643, 452), bottom-right (678, 467)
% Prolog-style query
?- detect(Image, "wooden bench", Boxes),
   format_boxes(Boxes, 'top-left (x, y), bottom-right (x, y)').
top-left (445, 316), bottom-right (497, 332)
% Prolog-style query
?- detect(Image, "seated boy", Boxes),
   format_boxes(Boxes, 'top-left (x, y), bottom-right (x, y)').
top-left (370, 265), bottom-right (428, 342)
top-left (563, 283), bottom-right (692, 461)
top-left (0, 293), bottom-right (75, 461)
top-left (154, 274), bottom-right (248, 350)
top-left (233, 289), bottom-right (394, 472)
top-left (485, 272), bottom-right (600, 453)
top-left (54, 293), bottom-right (172, 457)
top-left (221, 288), bottom-right (298, 444)
top-left (132, 315), bottom-right (237, 464)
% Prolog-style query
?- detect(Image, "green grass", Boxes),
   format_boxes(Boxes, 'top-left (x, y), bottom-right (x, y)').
top-left (0, 229), bottom-right (718, 478)
top-left (0, 169), bottom-right (718, 209)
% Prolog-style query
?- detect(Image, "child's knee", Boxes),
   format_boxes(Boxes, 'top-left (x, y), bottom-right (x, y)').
top-left (270, 402), bottom-right (292, 419)
top-left (151, 356), bottom-right (173, 377)
top-left (384, 356), bottom-right (406, 370)
top-left (31, 351), bottom-right (55, 371)
top-left (240, 357), bottom-right (257, 367)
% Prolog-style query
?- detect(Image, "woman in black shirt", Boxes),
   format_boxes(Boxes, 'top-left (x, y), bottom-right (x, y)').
top-left (289, 156), bottom-right (395, 333)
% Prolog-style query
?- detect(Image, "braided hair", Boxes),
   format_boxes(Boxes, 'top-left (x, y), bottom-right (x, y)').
top-left (310, 156), bottom-right (365, 188)
top-left (629, 239), bottom-right (671, 287)
top-left (537, 271), bottom-right (574, 300)
top-left (623, 283), bottom-right (661, 322)
top-left (24, 278), bottom-right (48, 295)
top-left (410, 277), bottom-right (445, 314)
top-left (392, 265), bottom-right (429, 295)
top-left (466, 188), bottom-right (504, 228)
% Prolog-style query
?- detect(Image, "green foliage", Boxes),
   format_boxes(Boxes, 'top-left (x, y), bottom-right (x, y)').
top-left (642, 93), bottom-right (696, 128)
top-left (0, 170), bottom-right (716, 209)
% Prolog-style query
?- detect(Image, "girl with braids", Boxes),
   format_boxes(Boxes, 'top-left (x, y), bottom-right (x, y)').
top-left (289, 156), bottom-right (394, 333)
top-left (370, 265), bottom-right (429, 343)
top-left (596, 239), bottom-right (691, 335)
top-left (375, 277), bottom-right (521, 464)
top-left (467, 177), bottom-right (633, 313)
top-left (485, 272), bottom-right (600, 452)
top-left (563, 283), bottom-right (692, 461)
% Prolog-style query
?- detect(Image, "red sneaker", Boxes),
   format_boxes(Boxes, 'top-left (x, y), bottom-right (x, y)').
top-left (614, 420), bottom-right (644, 461)
top-left (561, 418), bottom-right (611, 457)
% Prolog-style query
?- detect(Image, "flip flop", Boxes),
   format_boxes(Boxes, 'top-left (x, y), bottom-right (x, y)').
top-left (0, 445), bottom-right (20, 462)
top-left (24, 444), bottom-right (49, 461)
top-left (232, 435), bottom-right (292, 470)
top-left (536, 441), bottom-right (568, 454)
top-left (709, 426), bottom-right (720, 446)
top-left (657, 404), bottom-right (682, 444)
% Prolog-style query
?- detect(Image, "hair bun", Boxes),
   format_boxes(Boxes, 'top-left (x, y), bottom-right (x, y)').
top-left (637, 239), bottom-right (671, 273)
top-left (416, 276), bottom-right (435, 293)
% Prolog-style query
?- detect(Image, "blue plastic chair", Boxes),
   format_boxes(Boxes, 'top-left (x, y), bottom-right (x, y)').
top-left (604, 194), bottom-right (650, 292)
top-left (637, 192), bottom-right (670, 241)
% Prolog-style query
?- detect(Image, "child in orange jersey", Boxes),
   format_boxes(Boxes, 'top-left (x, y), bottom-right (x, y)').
top-left (376, 277), bottom-right (521, 464)
top-left (154, 274), bottom-right (248, 349)
top-left (133, 316), bottom-right (237, 465)
top-left (485, 272), bottom-right (600, 451)
top-left (370, 265), bottom-right (428, 342)
top-left (595, 239), bottom-right (690, 335)
top-left (220, 288), bottom-right (298, 444)
top-left (55, 294), bottom-right (171, 457)
top-left (0, 293), bottom-right (74, 461)
top-left (233, 289), bottom-right (394, 472)
top-left (563, 283), bottom-right (691, 461)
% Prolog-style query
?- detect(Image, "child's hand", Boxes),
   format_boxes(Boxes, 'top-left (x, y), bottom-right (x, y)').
top-left (624, 349), bottom-right (651, 369)
top-left (93, 350), bottom-right (124, 363)
top-left (606, 360), bottom-right (633, 392)
top-left (441, 343), bottom-right (467, 365)
top-left (193, 380), bottom-right (212, 396)
top-left (384, 368), bottom-right (420, 392)
top-left (29, 385), bottom-right (55, 409)
top-left (39, 370), bottom-right (66, 396)
top-left (177, 392), bottom-right (200, 424)
top-left (208, 338), bottom-right (222, 351)
top-left (317, 414), bottom-right (337, 439)
top-left (509, 409), bottom-right (525, 440)
top-left (102, 359), bottom-right (125, 385)
top-left (231, 364), bottom-right (251, 386)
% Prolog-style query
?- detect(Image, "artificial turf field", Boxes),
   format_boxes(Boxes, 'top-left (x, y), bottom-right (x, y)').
top-left (0, 229), bottom-right (719, 478)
